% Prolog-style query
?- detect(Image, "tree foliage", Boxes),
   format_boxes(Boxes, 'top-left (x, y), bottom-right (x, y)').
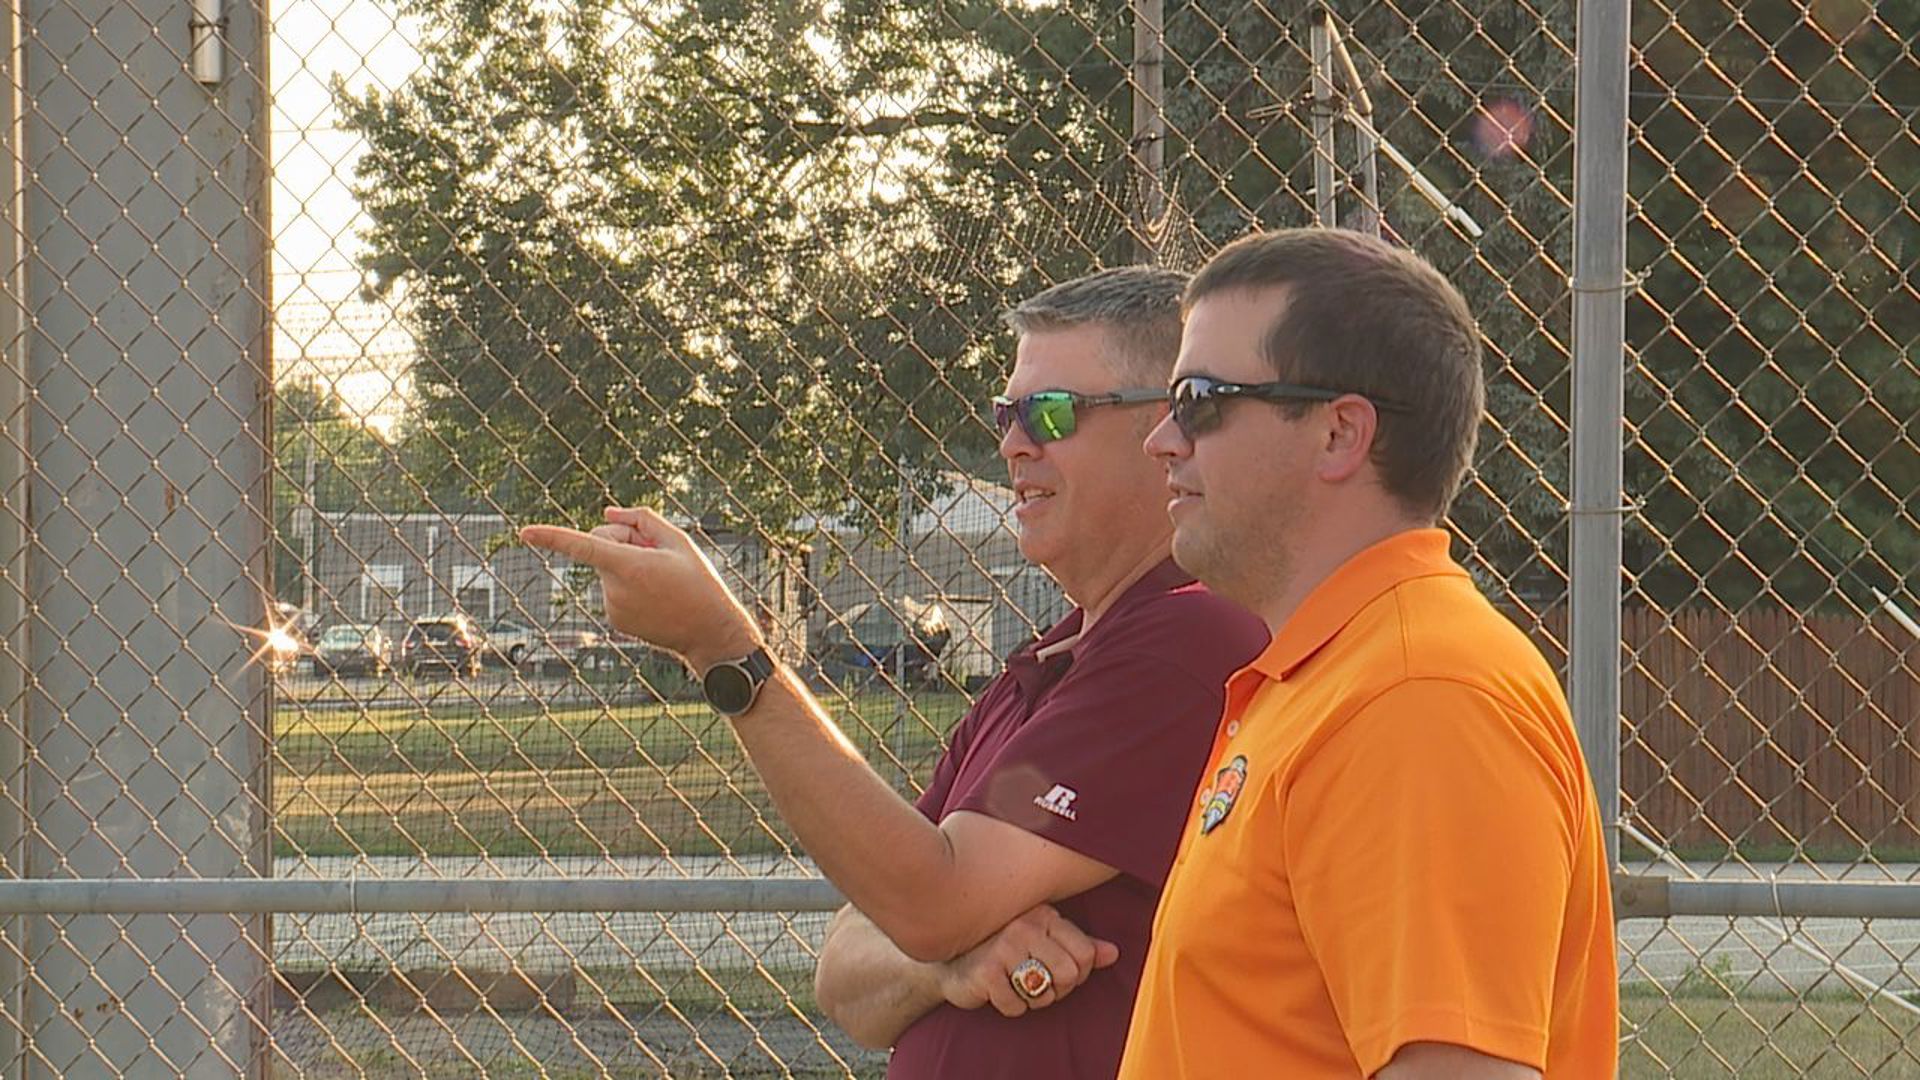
top-left (272, 381), bottom-right (421, 601)
top-left (339, 0), bottom-right (1914, 610)
top-left (1626, 0), bottom-right (1918, 611)
top-left (340, 0), bottom-right (1152, 538)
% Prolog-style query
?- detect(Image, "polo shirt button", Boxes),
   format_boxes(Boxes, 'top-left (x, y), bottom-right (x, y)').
top-left (1226, 721), bottom-right (1240, 736)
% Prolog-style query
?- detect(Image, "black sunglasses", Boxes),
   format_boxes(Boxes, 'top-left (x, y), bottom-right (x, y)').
top-left (1169, 375), bottom-right (1411, 439)
top-left (992, 388), bottom-right (1168, 444)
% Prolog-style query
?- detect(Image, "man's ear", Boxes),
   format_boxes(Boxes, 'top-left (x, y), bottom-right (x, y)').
top-left (1316, 397), bottom-right (1380, 484)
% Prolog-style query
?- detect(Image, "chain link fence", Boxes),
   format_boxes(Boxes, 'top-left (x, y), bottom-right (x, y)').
top-left (1612, 2), bottom-right (1920, 1075)
top-left (0, 0), bottom-right (1914, 1074)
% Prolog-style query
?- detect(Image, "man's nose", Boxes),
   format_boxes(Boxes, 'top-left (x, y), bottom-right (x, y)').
top-left (999, 419), bottom-right (1039, 460)
top-left (1144, 410), bottom-right (1188, 460)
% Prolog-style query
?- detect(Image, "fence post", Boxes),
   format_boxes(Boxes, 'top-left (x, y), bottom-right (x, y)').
top-left (1308, 9), bottom-right (1339, 228)
top-left (17, 0), bottom-right (271, 1074)
top-left (1130, 0), bottom-right (1166, 261)
top-left (0, 0), bottom-right (26, 1064)
top-left (1570, 0), bottom-right (1632, 868)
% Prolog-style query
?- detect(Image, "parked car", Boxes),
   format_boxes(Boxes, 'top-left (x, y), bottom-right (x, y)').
top-left (814, 599), bottom-right (952, 688)
top-left (400, 614), bottom-right (483, 677)
top-left (309, 623), bottom-right (391, 677)
top-left (274, 601), bottom-right (319, 638)
top-left (523, 625), bottom-right (603, 677)
top-left (483, 619), bottom-right (536, 667)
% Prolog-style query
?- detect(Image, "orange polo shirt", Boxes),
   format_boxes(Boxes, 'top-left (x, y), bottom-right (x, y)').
top-left (1118, 529), bottom-right (1616, 1078)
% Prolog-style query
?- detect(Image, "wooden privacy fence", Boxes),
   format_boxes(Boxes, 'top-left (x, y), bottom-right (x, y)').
top-left (1521, 606), bottom-right (1920, 856)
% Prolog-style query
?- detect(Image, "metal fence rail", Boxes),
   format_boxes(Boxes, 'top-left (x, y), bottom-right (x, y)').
top-left (0, 880), bottom-right (847, 915)
top-left (0, 0), bottom-right (1915, 1075)
top-left (1, 872), bottom-right (1916, 921)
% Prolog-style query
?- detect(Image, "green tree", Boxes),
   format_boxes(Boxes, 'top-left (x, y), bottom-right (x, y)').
top-left (343, 0), bottom-right (1592, 584)
top-left (1166, 0), bottom-right (1584, 602)
top-left (339, 0), bottom-right (1147, 541)
top-left (272, 381), bottom-right (422, 603)
top-left (1626, 0), bottom-right (1919, 612)
top-left (371, 0), bottom-right (1920, 621)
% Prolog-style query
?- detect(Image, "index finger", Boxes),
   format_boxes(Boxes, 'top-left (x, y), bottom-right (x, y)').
top-left (520, 524), bottom-right (629, 569)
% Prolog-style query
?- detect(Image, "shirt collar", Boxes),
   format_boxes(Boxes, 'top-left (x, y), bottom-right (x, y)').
top-left (1096, 556), bottom-right (1200, 630)
top-left (1251, 528), bottom-right (1467, 681)
top-left (1033, 632), bottom-right (1081, 663)
top-left (1007, 612), bottom-right (1081, 695)
top-left (1006, 557), bottom-right (1196, 691)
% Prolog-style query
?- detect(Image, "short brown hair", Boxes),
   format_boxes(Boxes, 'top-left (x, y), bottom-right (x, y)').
top-left (1186, 228), bottom-right (1484, 521)
top-left (1003, 266), bottom-right (1188, 384)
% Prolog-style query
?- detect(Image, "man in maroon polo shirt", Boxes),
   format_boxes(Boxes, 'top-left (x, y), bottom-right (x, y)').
top-left (522, 268), bottom-right (1267, 1078)
top-left (830, 558), bottom-right (1260, 1077)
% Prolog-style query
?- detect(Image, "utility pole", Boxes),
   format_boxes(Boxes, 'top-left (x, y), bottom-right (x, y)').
top-left (1131, 0), bottom-right (1166, 261)
top-left (302, 422), bottom-right (317, 613)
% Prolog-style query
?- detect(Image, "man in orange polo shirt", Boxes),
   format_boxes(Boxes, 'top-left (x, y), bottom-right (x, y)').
top-left (1129, 228), bottom-right (1617, 1078)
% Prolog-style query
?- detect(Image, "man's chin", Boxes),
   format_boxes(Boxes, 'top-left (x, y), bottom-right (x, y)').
top-left (1169, 528), bottom-right (1214, 580)
top-left (1014, 532), bottom-right (1054, 569)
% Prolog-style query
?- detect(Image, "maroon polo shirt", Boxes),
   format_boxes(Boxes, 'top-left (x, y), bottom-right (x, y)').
top-left (885, 558), bottom-right (1268, 1080)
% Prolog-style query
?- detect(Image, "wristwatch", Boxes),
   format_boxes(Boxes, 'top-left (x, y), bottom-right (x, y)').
top-left (701, 647), bottom-right (777, 717)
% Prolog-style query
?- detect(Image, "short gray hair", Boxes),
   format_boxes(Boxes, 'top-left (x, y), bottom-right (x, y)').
top-left (1002, 266), bottom-right (1187, 383)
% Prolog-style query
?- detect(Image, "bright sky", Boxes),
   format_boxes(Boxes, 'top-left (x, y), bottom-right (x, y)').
top-left (270, 0), bottom-right (422, 435)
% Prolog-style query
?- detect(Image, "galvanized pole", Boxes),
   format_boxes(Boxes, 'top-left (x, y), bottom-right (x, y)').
top-left (1131, 0), bottom-right (1166, 261)
top-left (0, 876), bottom-right (849, 914)
top-left (1325, 18), bottom-right (1380, 237)
top-left (0, 1), bottom-right (27, 1067)
top-left (893, 469), bottom-right (913, 785)
top-left (302, 423), bottom-right (318, 613)
top-left (19, 0), bottom-right (271, 1074)
top-left (1308, 8), bottom-right (1339, 228)
top-left (1569, 0), bottom-right (1631, 867)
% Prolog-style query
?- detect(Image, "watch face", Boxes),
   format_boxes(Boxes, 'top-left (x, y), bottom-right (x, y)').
top-left (704, 663), bottom-right (755, 714)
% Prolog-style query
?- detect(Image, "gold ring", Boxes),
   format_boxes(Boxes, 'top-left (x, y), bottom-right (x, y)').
top-left (1009, 957), bottom-right (1053, 1000)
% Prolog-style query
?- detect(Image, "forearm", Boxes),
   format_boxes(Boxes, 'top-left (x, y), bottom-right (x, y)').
top-left (727, 669), bottom-right (975, 957)
top-left (814, 906), bottom-right (949, 1049)
top-left (525, 512), bottom-right (1025, 955)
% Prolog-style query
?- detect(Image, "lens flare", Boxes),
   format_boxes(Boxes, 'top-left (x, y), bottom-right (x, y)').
top-left (1472, 99), bottom-right (1534, 160)
top-left (228, 602), bottom-right (308, 674)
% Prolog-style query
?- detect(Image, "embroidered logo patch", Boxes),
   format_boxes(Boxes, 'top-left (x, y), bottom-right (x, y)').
top-left (1198, 756), bottom-right (1248, 835)
top-left (1034, 784), bottom-right (1079, 821)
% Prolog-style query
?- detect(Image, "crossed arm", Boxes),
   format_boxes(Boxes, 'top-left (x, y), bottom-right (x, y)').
top-left (813, 907), bottom-right (1550, 1073)
top-left (815, 901), bottom-right (1118, 1049)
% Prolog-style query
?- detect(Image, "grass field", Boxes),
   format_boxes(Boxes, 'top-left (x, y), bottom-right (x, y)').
top-left (274, 677), bottom-right (1920, 867)
top-left (1621, 987), bottom-right (1920, 1077)
top-left (271, 968), bottom-right (1920, 1079)
top-left (272, 685), bottom-right (972, 858)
